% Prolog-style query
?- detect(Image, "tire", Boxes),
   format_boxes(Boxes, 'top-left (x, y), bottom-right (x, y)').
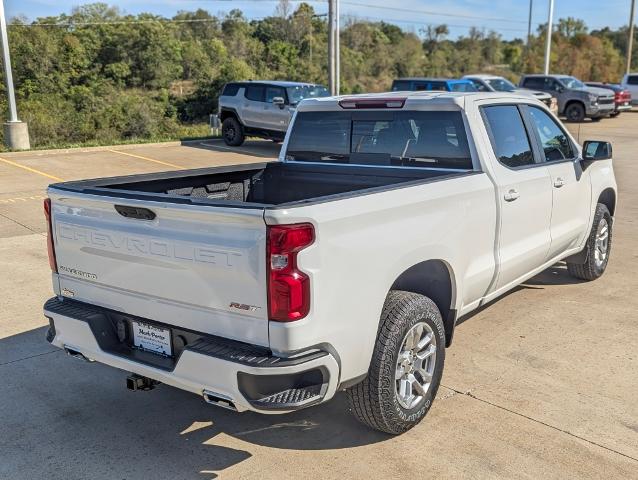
top-left (222, 117), bottom-right (245, 146)
top-left (567, 203), bottom-right (612, 281)
top-left (347, 290), bottom-right (446, 435)
top-left (565, 102), bottom-right (586, 122)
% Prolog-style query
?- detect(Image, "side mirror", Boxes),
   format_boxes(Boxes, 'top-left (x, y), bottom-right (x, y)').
top-left (272, 96), bottom-right (285, 109)
top-left (582, 140), bottom-right (612, 161)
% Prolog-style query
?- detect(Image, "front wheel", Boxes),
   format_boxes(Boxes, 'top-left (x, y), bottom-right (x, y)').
top-left (565, 103), bottom-right (586, 122)
top-left (567, 203), bottom-right (612, 281)
top-left (347, 291), bottom-right (445, 435)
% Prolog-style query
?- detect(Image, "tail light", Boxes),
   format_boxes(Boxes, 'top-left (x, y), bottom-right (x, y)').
top-left (267, 223), bottom-right (314, 322)
top-left (44, 198), bottom-right (58, 273)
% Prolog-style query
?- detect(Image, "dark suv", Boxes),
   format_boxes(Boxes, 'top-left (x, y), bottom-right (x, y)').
top-left (519, 74), bottom-right (614, 122)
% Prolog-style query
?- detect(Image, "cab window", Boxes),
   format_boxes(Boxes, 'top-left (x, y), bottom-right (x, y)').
top-left (482, 105), bottom-right (535, 168)
top-left (527, 106), bottom-right (574, 161)
top-left (265, 86), bottom-right (285, 103)
top-left (245, 85), bottom-right (265, 102)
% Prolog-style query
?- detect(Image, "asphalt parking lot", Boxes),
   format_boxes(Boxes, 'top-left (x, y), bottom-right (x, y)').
top-left (1, 120), bottom-right (637, 479)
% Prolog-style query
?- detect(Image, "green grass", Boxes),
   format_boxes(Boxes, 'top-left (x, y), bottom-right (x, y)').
top-left (0, 124), bottom-right (219, 153)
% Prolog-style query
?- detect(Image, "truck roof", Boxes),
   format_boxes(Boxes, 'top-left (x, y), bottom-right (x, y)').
top-left (296, 91), bottom-right (544, 111)
top-left (394, 77), bottom-right (472, 83)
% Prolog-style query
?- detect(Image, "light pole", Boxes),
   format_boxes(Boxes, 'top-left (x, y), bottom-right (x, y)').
top-left (543, 0), bottom-right (555, 75)
top-left (0, 0), bottom-right (29, 150)
top-left (627, 0), bottom-right (636, 75)
top-left (527, 0), bottom-right (533, 47)
top-left (328, 0), bottom-right (340, 96)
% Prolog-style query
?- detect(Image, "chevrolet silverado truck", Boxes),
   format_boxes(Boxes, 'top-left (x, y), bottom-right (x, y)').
top-left (43, 91), bottom-right (617, 435)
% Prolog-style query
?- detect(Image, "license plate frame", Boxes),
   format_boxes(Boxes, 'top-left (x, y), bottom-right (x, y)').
top-left (131, 320), bottom-right (172, 357)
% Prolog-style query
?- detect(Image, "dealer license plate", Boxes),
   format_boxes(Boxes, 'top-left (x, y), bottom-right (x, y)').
top-left (132, 321), bottom-right (172, 356)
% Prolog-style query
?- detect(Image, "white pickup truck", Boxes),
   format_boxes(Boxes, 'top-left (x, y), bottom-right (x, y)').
top-left (43, 92), bottom-right (617, 434)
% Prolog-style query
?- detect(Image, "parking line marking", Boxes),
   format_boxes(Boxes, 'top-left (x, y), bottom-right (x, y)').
top-left (0, 194), bottom-right (47, 205)
top-left (0, 157), bottom-right (63, 181)
top-left (107, 149), bottom-right (183, 169)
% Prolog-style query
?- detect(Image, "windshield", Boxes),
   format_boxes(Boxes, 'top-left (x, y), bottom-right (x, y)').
top-left (450, 82), bottom-right (477, 92)
top-left (560, 76), bottom-right (585, 89)
top-left (485, 78), bottom-right (517, 92)
top-left (285, 110), bottom-right (473, 169)
top-left (286, 85), bottom-right (330, 105)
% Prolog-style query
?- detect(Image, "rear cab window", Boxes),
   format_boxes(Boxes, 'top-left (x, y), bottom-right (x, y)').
top-left (628, 75), bottom-right (638, 85)
top-left (222, 83), bottom-right (240, 96)
top-left (285, 110), bottom-right (473, 170)
top-left (392, 81), bottom-right (413, 91)
top-left (522, 77), bottom-right (545, 90)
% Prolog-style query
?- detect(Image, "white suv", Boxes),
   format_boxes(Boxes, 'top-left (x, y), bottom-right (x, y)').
top-left (217, 81), bottom-right (329, 146)
top-left (621, 73), bottom-right (638, 105)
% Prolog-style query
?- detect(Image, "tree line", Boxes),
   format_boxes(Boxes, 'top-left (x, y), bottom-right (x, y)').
top-left (1, 2), bottom-right (636, 149)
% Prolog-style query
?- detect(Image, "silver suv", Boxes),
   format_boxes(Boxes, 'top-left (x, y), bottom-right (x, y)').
top-left (218, 81), bottom-right (329, 146)
top-left (519, 74), bottom-right (615, 122)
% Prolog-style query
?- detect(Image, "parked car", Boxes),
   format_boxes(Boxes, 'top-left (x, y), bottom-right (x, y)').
top-left (620, 73), bottom-right (638, 105)
top-left (43, 91), bottom-right (616, 435)
top-left (218, 81), bottom-right (330, 146)
top-left (585, 82), bottom-right (632, 117)
top-left (464, 74), bottom-right (558, 113)
top-left (519, 74), bottom-right (615, 122)
top-left (391, 77), bottom-right (477, 92)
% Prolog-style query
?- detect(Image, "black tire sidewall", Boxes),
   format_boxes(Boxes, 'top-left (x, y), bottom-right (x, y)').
top-left (589, 205), bottom-right (612, 277)
top-left (222, 117), bottom-right (244, 146)
top-left (566, 103), bottom-right (585, 122)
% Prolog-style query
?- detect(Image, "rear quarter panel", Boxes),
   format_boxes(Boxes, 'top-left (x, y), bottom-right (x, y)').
top-left (265, 172), bottom-right (497, 382)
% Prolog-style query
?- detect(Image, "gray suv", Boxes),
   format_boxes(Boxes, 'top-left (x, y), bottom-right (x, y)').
top-left (519, 74), bottom-right (615, 122)
top-left (218, 81), bottom-right (329, 146)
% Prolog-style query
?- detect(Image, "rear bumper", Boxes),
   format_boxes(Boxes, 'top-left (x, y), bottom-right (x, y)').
top-left (44, 297), bottom-right (339, 413)
top-left (615, 103), bottom-right (632, 112)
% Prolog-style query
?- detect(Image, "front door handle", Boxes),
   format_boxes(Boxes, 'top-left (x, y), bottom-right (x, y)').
top-left (504, 189), bottom-right (520, 202)
top-left (554, 177), bottom-right (565, 188)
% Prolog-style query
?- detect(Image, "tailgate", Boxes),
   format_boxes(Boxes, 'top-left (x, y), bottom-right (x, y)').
top-left (49, 189), bottom-right (269, 346)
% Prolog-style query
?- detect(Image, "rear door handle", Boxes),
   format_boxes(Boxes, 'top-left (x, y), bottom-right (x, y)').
top-left (553, 177), bottom-right (565, 188)
top-left (503, 189), bottom-right (520, 202)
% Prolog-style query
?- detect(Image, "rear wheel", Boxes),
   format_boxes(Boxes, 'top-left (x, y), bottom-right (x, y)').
top-left (567, 203), bottom-right (612, 281)
top-left (222, 117), bottom-right (245, 146)
top-left (565, 102), bottom-right (586, 122)
top-left (347, 290), bottom-right (445, 435)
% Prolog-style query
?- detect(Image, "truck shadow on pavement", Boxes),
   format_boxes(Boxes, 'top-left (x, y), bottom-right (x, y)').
top-left (0, 327), bottom-right (388, 480)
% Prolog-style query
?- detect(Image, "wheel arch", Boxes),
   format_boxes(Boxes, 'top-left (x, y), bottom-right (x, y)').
top-left (389, 259), bottom-right (458, 347)
top-left (220, 107), bottom-right (242, 124)
top-left (598, 187), bottom-right (616, 216)
top-left (564, 99), bottom-right (585, 114)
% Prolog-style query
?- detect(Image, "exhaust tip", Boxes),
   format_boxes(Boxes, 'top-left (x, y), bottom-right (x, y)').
top-left (203, 390), bottom-right (237, 411)
top-left (64, 346), bottom-right (93, 362)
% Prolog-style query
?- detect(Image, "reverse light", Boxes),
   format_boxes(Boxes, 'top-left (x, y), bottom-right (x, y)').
top-left (267, 223), bottom-right (315, 322)
top-left (43, 198), bottom-right (58, 273)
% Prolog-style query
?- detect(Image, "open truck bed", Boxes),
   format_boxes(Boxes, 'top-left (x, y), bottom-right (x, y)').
top-left (51, 161), bottom-right (466, 208)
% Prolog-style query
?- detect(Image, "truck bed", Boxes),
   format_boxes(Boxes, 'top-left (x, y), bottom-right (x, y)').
top-left (51, 162), bottom-right (468, 208)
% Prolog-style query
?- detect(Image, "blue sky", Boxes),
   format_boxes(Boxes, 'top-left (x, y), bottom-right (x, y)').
top-left (5, 0), bottom-right (636, 40)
